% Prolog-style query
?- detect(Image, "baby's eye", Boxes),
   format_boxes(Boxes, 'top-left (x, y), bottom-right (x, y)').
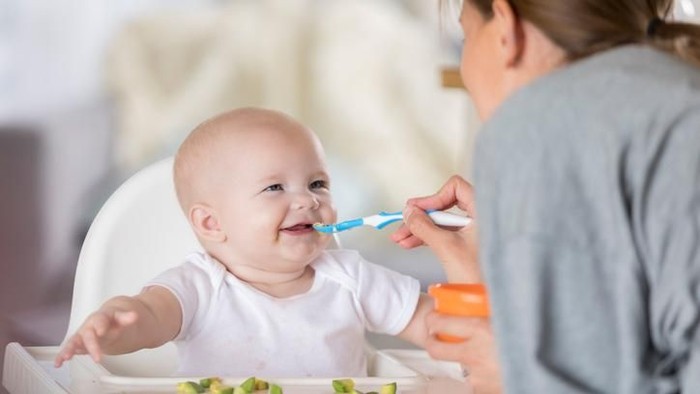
top-left (263, 184), bottom-right (284, 192)
top-left (309, 180), bottom-right (328, 190)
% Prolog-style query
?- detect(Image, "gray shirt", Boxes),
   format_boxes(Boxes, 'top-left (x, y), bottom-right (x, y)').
top-left (474, 45), bottom-right (700, 393)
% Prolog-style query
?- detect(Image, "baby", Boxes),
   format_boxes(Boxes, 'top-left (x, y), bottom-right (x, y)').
top-left (55, 107), bottom-right (432, 377)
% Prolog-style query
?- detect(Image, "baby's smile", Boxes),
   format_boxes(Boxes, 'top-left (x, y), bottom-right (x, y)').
top-left (280, 222), bottom-right (316, 235)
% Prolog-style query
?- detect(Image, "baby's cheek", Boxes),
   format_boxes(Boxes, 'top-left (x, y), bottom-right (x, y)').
top-left (324, 202), bottom-right (337, 223)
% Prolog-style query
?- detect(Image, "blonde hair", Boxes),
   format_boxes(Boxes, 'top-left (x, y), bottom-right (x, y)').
top-left (459, 0), bottom-right (700, 66)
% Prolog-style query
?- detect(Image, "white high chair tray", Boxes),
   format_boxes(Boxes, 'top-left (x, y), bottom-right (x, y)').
top-left (3, 343), bottom-right (470, 393)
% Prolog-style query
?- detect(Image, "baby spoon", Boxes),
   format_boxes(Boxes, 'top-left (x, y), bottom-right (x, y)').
top-left (313, 210), bottom-right (471, 233)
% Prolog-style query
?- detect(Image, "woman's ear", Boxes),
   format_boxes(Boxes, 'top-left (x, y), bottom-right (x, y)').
top-left (492, 0), bottom-right (525, 66)
top-left (189, 203), bottom-right (227, 243)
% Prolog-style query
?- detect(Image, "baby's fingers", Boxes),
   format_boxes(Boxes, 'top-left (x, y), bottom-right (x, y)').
top-left (114, 310), bottom-right (138, 326)
top-left (54, 345), bottom-right (74, 367)
top-left (54, 336), bottom-right (86, 367)
top-left (82, 327), bottom-right (104, 363)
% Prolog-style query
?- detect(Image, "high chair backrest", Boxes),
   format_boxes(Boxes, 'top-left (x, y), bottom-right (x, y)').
top-left (65, 157), bottom-right (199, 376)
top-left (65, 156), bottom-right (340, 377)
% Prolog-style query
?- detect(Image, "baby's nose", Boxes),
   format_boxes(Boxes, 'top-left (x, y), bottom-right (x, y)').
top-left (292, 192), bottom-right (320, 210)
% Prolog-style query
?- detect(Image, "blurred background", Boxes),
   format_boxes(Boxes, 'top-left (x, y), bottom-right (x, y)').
top-left (0, 0), bottom-right (475, 386)
top-left (3, 0), bottom-right (699, 391)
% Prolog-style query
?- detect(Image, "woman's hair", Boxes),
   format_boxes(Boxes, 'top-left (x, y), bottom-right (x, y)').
top-left (462, 0), bottom-right (700, 66)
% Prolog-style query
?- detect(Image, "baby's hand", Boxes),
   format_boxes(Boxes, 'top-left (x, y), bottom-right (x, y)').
top-left (54, 308), bottom-right (137, 367)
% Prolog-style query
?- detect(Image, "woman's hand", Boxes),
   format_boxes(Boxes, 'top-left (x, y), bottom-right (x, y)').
top-left (391, 175), bottom-right (481, 282)
top-left (425, 311), bottom-right (502, 394)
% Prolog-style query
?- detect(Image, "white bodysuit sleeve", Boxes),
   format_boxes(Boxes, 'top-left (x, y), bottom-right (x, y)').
top-left (353, 254), bottom-right (421, 335)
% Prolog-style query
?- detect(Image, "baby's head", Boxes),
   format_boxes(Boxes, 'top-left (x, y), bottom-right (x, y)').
top-left (173, 107), bottom-right (337, 273)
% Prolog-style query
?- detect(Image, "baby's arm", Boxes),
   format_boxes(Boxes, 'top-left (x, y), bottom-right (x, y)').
top-left (54, 286), bottom-right (181, 367)
top-left (396, 293), bottom-right (433, 348)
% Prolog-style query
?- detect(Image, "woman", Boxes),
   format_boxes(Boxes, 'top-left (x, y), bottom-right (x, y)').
top-left (392, 0), bottom-right (700, 393)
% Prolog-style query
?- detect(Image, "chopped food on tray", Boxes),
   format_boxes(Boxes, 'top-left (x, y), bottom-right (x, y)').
top-left (332, 378), bottom-right (355, 392)
top-left (200, 377), bottom-right (222, 389)
top-left (331, 378), bottom-right (397, 394)
top-left (177, 381), bottom-right (205, 393)
top-left (254, 378), bottom-right (270, 390)
top-left (268, 383), bottom-right (283, 394)
top-left (177, 376), bottom-right (280, 394)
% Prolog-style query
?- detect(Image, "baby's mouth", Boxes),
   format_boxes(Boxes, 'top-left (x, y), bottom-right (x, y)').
top-left (281, 223), bottom-right (315, 232)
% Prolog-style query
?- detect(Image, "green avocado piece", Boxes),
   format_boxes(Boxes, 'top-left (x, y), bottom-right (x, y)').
top-left (380, 382), bottom-right (397, 394)
top-left (233, 386), bottom-right (247, 394)
top-left (254, 378), bottom-right (269, 390)
top-left (176, 381), bottom-right (205, 394)
top-left (240, 377), bottom-right (256, 393)
top-left (211, 386), bottom-right (234, 394)
top-left (332, 378), bottom-right (355, 393)
top-left (269, 383), bottom-right (283, 394)
top-left (200, 377), bottom-right (222, 389)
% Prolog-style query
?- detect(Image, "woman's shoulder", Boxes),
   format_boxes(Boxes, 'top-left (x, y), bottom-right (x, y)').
top-left (484, 45), bottom-right (700, 140)
top-left (508, 46), bottom-right (697, 104)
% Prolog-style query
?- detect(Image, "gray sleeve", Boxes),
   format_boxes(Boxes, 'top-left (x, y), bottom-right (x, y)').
top-left (644, 204), bottom-right (700, 393)
top-left (639, 111), bottom-right (700, 392)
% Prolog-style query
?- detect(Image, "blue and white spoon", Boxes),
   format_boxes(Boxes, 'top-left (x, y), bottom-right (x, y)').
top-left (313, 210), bottom-right (471, 233)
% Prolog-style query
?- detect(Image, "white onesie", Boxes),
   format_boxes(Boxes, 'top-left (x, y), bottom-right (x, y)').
top-left (147, 249), bottom-right (420, 377)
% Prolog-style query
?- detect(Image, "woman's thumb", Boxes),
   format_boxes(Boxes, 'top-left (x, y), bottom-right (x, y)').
top-left (403, 206), bottom-right (441, 246)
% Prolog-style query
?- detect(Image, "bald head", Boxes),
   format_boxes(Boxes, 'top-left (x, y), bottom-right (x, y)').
top-left (173, 107), bottom-right (320, 213)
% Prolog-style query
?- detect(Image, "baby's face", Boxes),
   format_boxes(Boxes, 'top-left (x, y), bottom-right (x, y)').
top-left (210, 125), bottom-right (337, 273)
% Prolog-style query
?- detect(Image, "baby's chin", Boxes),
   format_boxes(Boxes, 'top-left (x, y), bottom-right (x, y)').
top-left (284, 247), bottom-right (326, 266)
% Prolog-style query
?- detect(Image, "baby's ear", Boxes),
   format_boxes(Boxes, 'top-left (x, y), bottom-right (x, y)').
top-left (189, 203), bottom-right (226, 243)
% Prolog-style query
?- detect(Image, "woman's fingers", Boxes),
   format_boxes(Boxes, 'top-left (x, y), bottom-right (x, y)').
top-left (391, 176), bottom-right (476, 252)
top-left (426, 311), bottom-right (478, 339)
top-left (424, 312), bottom-right (474, 362)
top-left (404, 207), bottom-right (480, 281)
top-left (392, 175), bottom-right (476, 250)
top-left (426, 312), bottom-right (498, 366)
top-left (425, 335), bottom-right (469, 363)
top-left (403, 206), bottom-right (460, 249)
top-left (409, 175), bottom-right (476, 217)
top-left (390, 223), bottom-right (426, 249)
